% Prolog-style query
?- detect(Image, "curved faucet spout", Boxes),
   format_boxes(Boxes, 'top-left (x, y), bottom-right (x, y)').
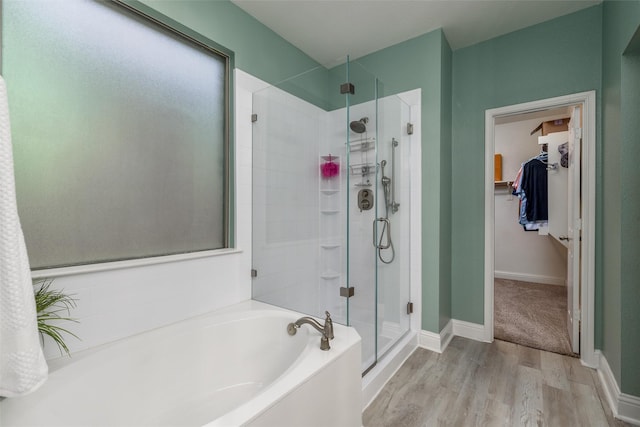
top-left (294, 316), bottom-right (324, 333)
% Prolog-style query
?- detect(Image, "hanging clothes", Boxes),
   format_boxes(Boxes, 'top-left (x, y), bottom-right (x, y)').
top-left (521, 158), bottom-right (548, 222)
top-left (512, 152), bottom-right (548, 231)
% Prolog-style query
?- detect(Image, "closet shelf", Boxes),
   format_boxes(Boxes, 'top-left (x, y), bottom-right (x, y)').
top-left (494, 180), bottom-right (513, 187)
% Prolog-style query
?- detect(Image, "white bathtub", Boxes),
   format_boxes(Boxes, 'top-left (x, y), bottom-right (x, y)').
top-left (0, 300), bottom-right (362, 426)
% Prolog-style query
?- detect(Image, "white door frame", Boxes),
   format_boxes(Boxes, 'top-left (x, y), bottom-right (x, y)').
top-left (484, 91), bottom-right (597, 367)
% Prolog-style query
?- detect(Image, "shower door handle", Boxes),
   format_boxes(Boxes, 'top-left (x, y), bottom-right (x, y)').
top-left (373, 218), bottom-right (391, 249)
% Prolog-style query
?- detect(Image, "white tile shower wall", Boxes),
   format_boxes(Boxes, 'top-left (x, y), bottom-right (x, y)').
top-left (376, 96), bottom-right (411, 336)
top-left (251, 81), bottom-right (325, 316)
top-left (34, 70), bottom-right (260, 360)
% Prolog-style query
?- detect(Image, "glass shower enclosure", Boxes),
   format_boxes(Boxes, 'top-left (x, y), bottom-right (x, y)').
top-left (251, 58), bottom-right (412, 374)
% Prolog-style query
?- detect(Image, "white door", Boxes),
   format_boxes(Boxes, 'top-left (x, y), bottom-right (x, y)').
top-left (566, 106), bottom-right (581, 354)
top-left (545, 131), bottom-right (569, 245)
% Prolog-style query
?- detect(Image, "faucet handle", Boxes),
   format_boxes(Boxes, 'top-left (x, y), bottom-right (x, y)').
top-left (324, 311), bottom-right (334, 340)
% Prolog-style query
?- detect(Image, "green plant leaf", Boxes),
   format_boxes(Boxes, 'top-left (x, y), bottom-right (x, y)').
top-left (33, 279), bottom-right (80, 356)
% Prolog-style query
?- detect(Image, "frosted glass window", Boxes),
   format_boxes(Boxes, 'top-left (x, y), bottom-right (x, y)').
top-left (3, 0), bottom-right (230, 269)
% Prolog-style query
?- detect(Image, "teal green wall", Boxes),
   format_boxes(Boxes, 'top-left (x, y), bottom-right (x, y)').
top-left (602, 0), bottom-right (640, 397)
top-left (621, 42), bottom-right (640, 397)
top-left (439, 36), bottom-right (453, 330)
top-left (451, 6), bottom-right (603, 325)
top-left (349, 30), bottom-right (451, 333)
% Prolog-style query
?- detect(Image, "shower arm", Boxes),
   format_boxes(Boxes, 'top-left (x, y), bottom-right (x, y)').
top-left (391, 138), bottom-right (399, 214)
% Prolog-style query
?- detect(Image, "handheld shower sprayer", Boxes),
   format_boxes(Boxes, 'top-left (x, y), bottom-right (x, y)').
top-left (376, 158), bottom-right (395, 264)
top-left (380, 160), bottom-right (391, 211)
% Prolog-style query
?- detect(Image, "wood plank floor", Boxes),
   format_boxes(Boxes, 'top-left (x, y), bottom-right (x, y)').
top-left (363, 337), bottom-right (631, 427)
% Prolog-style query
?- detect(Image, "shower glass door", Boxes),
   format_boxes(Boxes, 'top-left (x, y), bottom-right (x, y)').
top-left (345, 58), bottom-right (379, 372)
top-left (345, 58), bottom-right (412, 374)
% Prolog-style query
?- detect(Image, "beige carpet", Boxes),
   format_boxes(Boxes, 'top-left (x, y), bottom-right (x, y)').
top-left (494, 278), bottom-right (576, 356)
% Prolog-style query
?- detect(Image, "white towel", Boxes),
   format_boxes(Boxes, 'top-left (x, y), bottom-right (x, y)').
top-left (0, 75), bottom-right (48, 397)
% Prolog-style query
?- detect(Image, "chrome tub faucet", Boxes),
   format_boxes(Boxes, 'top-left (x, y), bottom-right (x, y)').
top-left (287, 311), bottom-right (334, 350)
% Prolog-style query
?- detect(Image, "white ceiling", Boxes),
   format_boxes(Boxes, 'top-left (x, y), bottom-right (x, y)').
top-left (231, 0), bottom-right (600, 68)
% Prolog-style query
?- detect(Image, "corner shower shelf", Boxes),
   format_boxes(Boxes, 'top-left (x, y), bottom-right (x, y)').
top-left (319, 153), bottom-right (342, 291)
top-left (320, 243), bottom-right (341, 249)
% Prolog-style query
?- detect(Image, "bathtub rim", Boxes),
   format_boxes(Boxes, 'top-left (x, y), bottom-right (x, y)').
top-left (46, 300), bottom-right (349, 370)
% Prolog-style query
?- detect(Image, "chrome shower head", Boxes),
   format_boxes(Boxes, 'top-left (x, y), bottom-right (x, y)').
top-left (349, 117), bottom-right (369, 134)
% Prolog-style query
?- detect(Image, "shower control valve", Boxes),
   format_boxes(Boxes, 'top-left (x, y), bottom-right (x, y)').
top-left (358, 189), bottom-right (373, 212)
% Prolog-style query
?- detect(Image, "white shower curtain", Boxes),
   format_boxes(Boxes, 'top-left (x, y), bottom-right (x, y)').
top-left (0, 75), bottom-right (48, 397)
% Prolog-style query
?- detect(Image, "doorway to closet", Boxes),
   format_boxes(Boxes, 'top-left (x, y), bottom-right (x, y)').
top-left (484, 91), bottom-right (598, 366)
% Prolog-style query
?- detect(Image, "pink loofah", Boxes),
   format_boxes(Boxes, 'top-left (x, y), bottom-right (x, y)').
top-left (321, 158), bottom-right (339, 177)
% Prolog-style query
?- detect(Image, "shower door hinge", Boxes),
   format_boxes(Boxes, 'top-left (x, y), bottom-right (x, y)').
top-left (407, 122), bottom-right (414, 135)
top-left (251, 114), bottom-right (258, 123)
top-left (251, 269), bottom-right (257, 278)
top-left (340, 286), bottom-right (355, 298)
top-left (407, 302), bottom-right (414, 314)
top-left (340, 83), bottom-right (355, 95)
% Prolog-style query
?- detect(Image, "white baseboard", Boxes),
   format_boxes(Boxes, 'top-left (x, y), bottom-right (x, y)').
top-left (441, 321), bottom-right (454, 351)
top-left (418, 330), bottom-right (441, 353)
top-left (452, 319), bottom-right (488, 342)
top-left (495, 270), bottom-right (566, 286)
top-left (418, 320), bottom-right (453, 353)
top-left (597, 350), bottom-right (640, 425)
top-left (419, 319), bottom-right (486, 353)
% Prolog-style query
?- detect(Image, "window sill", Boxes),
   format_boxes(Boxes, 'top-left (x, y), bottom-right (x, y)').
top-left (30, 248), bottom-right (243, 280)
